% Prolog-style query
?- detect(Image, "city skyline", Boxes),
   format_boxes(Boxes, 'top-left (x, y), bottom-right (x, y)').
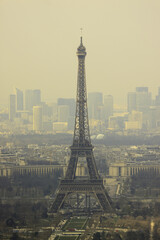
top-left (5, 84), bottom-right (160, 134)
top-left (6, 85), bottom-right (160, 107)
top-left (1, 0), bottom-right (160, 105)
top-left (1, 1), bottom-right (160, 238)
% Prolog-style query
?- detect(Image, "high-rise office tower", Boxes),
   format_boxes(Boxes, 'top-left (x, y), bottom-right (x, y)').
top-left (88, 92), bottom-right (103, 120)
top-left (135, 87), bottom-right (151, 112)
top-left (33, 89), bottom-right (41, 106)
top-left (155, 87), bottom-right (160, 106)
top-left (104, 95), bottom-right (113, 120)
top-left (136, 87), bottom-right (148, 93)
top-left (40, 102), bottom-right (54, 131)
top-left (127, 87), bottom-right (152, 129)
top-left (15, 88), bottom-right (23, 111)
top-left (25, 89), bottom-right (41, 112)
top-left (57, 98), bottom-right (76, 130)
top-left (127, 87), bottom-right (151, 113)
top-left (125, 110), bottom-right (143, 130)
top-left (57, 105), bottom-right (69, 122)
top-left (57, 98), bottom-right (75, 117)
top-left (9, 94), bottom-right (16, 121)
top-left (127, 92), bottom-right (136, 112)
top-left (25, 89), bottom-right (33, 112)
top-left (33, 106), bottom-right (43, 131)
top-left (51, 102), bottom-right (58, 122)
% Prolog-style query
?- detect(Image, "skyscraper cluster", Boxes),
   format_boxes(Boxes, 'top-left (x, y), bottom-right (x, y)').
top-left (8, 89), bottom-right (76, 133)
top-left (6, 86), bottom-right (160, 134)
top-left (9, 89), bottom-right (42, 132)
top-left (9, 88), bottom-right (41, 120)
top-left (127, 87), bottom-right (152, 113)
top-left (87, 92), bottom-right (114, 133)
top-left (126, 87), bottom-right (160, 130)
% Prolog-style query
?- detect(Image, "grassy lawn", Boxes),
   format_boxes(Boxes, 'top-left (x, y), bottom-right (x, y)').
top-left (55, 236), bottom-right (80, 240)
top-left (62, 217), bottom-right (88, 230)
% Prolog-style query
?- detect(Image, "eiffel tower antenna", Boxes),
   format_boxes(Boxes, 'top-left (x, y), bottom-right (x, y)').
top-left (80, 28), bottom-right (83, 36)
top-left (49, 37), bottom-right (112, 213)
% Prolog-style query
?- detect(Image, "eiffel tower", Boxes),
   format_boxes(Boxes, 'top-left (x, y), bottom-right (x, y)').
top-left (50, 37), bottom-right (112, 213)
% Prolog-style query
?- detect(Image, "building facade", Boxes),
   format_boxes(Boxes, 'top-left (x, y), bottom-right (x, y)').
top-left (33, 106), bottom-right (43, 131)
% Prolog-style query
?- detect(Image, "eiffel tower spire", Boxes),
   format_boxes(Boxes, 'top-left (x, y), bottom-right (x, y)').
top-left (49, 37), bottom-right (112, 213)
top-left (73, 37), bottom-right (90, 147)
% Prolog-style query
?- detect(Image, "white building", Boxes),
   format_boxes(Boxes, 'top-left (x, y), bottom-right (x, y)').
top-left (33, 106), bottom-right (43, 131)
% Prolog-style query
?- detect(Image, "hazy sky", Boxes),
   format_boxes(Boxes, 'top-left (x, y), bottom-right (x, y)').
top-left (0, 0), bottom-right (160, 106)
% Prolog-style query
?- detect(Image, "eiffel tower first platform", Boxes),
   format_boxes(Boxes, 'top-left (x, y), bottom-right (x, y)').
top-left (49, 37), bottom-right (112, 213)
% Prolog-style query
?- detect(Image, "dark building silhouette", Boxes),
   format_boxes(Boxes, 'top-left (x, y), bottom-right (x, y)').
top-left (88, 92), bottom-right (103, 120)
top-left (57, 98), bottom-right (76, 117)
top-left (104, 95), bottom-right (113, 120)
top-left (127, 87), bottom-right (151, 113)
top-left (9, 94), bottom-right (16, 121)
top-left (15, 88), bottom-right (23, 111)
top-left (127, 92), bottom-right (136, 112)
top-left (57, 98), bottom-right (76, 129)
top-left (33, 89), bottom-right (41, 106)
top-left (155, 87), bottom-right (160, 106)
top-left (25, 89), bottom-right (41, 112)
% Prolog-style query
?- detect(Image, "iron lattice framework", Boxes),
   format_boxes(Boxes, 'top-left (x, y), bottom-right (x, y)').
top-left (50, 38), bottom-right (112, 213)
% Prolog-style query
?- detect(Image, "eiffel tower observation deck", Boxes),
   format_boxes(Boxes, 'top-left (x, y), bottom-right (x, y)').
top-left (49, 37), bottom-right (112, 214)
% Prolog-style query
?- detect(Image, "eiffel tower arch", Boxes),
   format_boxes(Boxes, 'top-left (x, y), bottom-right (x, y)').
top-left (49, 37), bottom-right (112, 213)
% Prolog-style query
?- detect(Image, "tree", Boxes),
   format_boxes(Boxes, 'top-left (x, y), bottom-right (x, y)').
top-left (93, 232), bottom-right (101, 240)
top-left (153, 224), bottom-right (160, 240)
top-left (10, 233), bottom-right (20, 240)
top-left (113, 233), bottom-right (122, 240)
top-left (125, 231), bottom-right (137, 240)
top-left (6, 218), bottom-right (16, 228)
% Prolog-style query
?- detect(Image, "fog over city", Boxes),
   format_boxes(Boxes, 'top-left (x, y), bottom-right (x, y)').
top-left (1, 1), bottom-right (160, 239)
top-left (1, 0), bottom-right (160, 106)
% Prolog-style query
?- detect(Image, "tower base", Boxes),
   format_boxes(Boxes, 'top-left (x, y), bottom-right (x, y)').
top-left (49, 179), bottom-right (112, 213)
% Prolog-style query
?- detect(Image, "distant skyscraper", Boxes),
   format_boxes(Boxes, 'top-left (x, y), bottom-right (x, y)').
top-left (135, 87), bottom-right (151, 112)
top-left (127, 87), bottom-right (151, 113)
top-left (15, 88), bottom-right (23, 111)
top-left (9, 94), bottom-right (16, 121)
top-left (136, 87), bottom-right (148, 93)
top-left (104, 95), bottom-right (113, 120)
top-left (155, 87), bottom-right (160, 106)
top-left (127, 87), bottom-right (152, 129)
top-left (57, 98), bottom-right (75, 116)
top-left (125, 110), bottom-right (143, 130)
top-left (25, 89), bottom-right (33, 112)
top-left (51, 102), bottom-right (58, 122)
top-left (57, 98), bottom-right (76, 129)
top-left (127, 92), bottom-right (136, 112)
top-left (88, 92), bottom-right (103, 120)
top-left (33, 89), bottom-right (41, 106)
top-left (33, 106), bottom-right (43, 131)
top-left (25, 89), bottom-right (41, 112)
top-left (58, 105), bottom-right (69, 122)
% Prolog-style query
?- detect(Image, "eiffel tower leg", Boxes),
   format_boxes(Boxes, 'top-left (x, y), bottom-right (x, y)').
top-left (88, 195), bottom-right (91, 211)
top-left (95, 191), bottom-right (112, 212)
top-left (77, 193), bottom-right (79, 209)
top-left (104, 189), bottom-right (112, 205)
top-left (85, 194), bottom-right (87, 208)
top-left (86, 150), bottom-right (99, 179)
top-left (65, 151), bottom-right (78, 179)
top-left (50, 192), bottom-right (67, 213)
